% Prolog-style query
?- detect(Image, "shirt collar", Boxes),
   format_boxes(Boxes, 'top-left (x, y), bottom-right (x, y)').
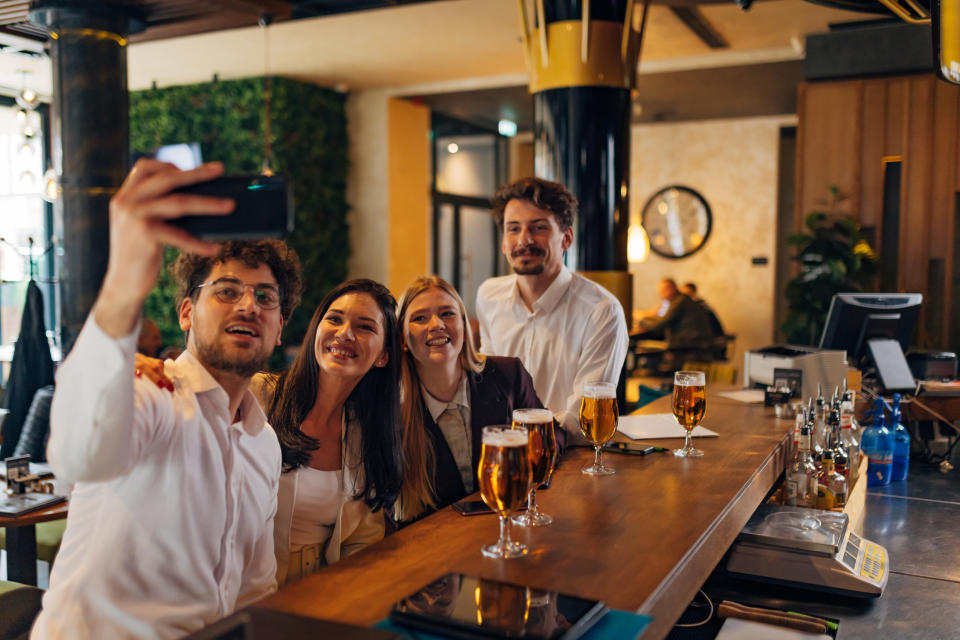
top-left (421, 373), bottom-right (470, 422)
top-left (530, 266), bottom-right (573, 314)
top-left (172, 349), bottom-right (268, 437)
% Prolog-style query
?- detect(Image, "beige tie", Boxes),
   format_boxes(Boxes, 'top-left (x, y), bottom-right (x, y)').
top-left (436, 404), bottom-right (473, 491)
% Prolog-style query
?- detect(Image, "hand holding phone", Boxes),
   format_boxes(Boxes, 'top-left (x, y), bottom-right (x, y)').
top-left (169, 174), bottom-right (293, 241)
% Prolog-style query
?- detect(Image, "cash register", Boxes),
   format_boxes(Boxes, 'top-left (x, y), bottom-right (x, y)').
top-left (726, 504), bottom-right (888, 597)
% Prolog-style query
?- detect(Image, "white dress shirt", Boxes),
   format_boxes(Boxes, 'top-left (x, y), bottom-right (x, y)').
top-left (33, 317), bottom-right (281, 640)
top-left (476, 266), bottom-right (629, 435)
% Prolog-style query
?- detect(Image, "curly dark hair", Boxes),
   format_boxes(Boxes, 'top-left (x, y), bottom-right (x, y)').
top-left (491, 177), bottom-right (577, 231)
top-left (169, 240), bottom-right (303, 321)
top-left (267, 279), bottom-right (403, 513)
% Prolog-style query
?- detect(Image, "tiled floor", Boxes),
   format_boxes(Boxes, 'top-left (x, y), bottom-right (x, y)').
top-left (669, 462), bottom-right (960, 639)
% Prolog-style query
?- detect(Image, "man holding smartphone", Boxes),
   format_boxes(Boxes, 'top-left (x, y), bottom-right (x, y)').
top-left (32, 160), bottom-right (302, 639)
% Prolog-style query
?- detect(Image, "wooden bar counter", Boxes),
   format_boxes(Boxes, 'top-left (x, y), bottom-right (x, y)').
top-left (261, 390), bottom-right (792, 639)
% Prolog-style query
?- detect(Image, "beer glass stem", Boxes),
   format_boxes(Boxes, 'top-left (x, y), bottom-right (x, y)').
top-left (684, 430), bottom-right (692, 453)
top-left (498, 514), bottom-right (512, 549)
top-left (527, 488), bottom-right (537, 516)
top-left (594, 445), bottom-right (603, 469)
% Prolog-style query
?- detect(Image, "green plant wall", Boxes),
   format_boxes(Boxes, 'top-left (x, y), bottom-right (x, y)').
top-left (130, 76), bottom-right (349, 360)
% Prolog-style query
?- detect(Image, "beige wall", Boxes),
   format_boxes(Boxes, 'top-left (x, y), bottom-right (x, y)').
top-left (346, 90), bottom-right (390, 283)
top-left (630, 115), bottom-right (795, 378)
top-left (346, 91), bottom-right (431, 294)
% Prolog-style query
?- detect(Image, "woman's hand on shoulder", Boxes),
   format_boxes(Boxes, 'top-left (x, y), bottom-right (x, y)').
top-left (135, 352), bottom-right (174, 391)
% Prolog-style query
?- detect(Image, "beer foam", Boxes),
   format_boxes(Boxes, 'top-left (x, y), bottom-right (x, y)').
top-left (482, 430), bottom-right (529, 447)
top-left (512, 408), bottom-right (553, 422)
top-left (674, 376), bottom-right (705, 386)
top-left (583, 382), bottom-right (616, 398)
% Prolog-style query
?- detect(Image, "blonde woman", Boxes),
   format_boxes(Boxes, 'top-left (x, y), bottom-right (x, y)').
top-left (396, 275), bottom-right (546, 523)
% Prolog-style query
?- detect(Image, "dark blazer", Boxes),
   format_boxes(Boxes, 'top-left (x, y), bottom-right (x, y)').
top-left (422, 356), bottom-right (544, 511)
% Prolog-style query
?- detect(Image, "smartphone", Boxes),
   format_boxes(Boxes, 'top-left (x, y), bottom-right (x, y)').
top-left (602, 442), bottom-right (657, 456)
top-left (169, 174), bottom-right (293, 240)
top-left (452, 500), bottom-right (526, 517)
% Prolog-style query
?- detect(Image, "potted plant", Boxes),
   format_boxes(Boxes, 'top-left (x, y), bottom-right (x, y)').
top-left (782, 187), bottom-right (878, 346)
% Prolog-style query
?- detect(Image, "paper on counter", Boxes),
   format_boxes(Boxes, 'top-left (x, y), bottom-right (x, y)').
top-left (717, 389), bottom-right (766, 404)
top-left (715, 617), bottom-right (831, 640)
top-left (617, 413), bottom-right (718, 440)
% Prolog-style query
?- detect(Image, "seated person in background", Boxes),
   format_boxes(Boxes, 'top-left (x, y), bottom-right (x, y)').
top-left (136, 317), bottom-right (163, 356)
top-left (136, 280), bottom-right (405, 587)
top-left (266, 279), bottom-right (403, 586)
top-left (35, 159), bottom-right (302, 639)
top-left (476, 177), bottom-right (628, 438)
top-left (679, 282), bottom-right (724, 338)
top-left (637, 278), bottom-right (714, 350)
top-left (395, 276), bottom-right (544, 523)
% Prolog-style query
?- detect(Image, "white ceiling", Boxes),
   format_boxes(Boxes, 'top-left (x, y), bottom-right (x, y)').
top-left (0, 0), bottom-right (882, 99)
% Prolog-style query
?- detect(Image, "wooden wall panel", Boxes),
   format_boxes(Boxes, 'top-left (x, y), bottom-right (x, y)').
top-left (798, 74), bottom-right (960, 351)
top-left (899, 76), bottom-right (934, 297)
top-left (885, 78), bottom-right (909, 158)
top-left (860, 79), bottom-right (888, 230)
top-left (795, 81), bottom-right (862, 229)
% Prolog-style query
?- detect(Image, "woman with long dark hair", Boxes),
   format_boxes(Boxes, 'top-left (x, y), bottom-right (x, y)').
top-left (134, 277), bottom-right (403, 585)
top-left (267, 278), bottom-right (403, 585)
top-left (395, 275), bottom-right (545, 523)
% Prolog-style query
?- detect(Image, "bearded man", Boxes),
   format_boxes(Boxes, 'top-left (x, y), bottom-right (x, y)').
top-left (32, 159), bottom-right (302, 639)
top-left (476, 177), bottom-right (628, 437)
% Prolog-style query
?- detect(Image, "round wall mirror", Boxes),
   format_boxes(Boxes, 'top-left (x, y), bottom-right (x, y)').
top-left (640, 186), bottom-right (712, 259)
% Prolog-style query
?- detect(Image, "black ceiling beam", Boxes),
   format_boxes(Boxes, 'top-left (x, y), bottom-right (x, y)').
top-left (669, 6), bottom-right (729, 49)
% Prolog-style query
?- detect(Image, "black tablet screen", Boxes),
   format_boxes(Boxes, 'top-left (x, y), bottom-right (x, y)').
top-left (391, 573), bottom-right (605, 639)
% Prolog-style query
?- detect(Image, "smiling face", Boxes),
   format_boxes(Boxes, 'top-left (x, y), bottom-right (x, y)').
top-left (314, 291), bottom-right (388, 382)
top-left (501, 198), bottom-right (573, 279)
top-left (403, 287), bottom-right (465, 371)
top-left (179, 259), bottom-right (283, 379)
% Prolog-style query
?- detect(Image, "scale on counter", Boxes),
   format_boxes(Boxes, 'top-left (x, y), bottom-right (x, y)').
top-left (727, 504), bottom-right (888, 597)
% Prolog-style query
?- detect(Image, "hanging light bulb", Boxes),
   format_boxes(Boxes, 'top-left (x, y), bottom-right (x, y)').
top-left (16, 108), bottom-right (27, 122)
top-left (628, 223), bottom-right (650, 263)
top-left (41, 169), bottom-right (61, 202)
top-left (17, 87), bottom-right (39, 110)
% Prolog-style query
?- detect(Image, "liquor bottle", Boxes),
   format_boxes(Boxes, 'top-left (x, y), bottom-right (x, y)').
top-left (816, 449), bottom-right (848, 510)
top-left (840, 390), bottom-right (861, 486)
top-left (890, 393), bottom-right (910, 482)
top-left (813, 385), bottom-right (827, 454)
top-left (786, 425), bottom-right (818, 508)
top-left (828, 408), bottom-right (849, 479)
top-left (861, 398), bottom-right (894, 487)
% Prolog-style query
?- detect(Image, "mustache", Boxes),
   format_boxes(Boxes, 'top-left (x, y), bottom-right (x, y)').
top-left (511, 246), bottom-right (545, 258)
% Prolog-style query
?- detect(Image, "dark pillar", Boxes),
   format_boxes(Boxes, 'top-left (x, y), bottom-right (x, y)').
top-left (519, 0), bottom-right (644, 314)
top-left (29, 4), bottom-right (143, 354)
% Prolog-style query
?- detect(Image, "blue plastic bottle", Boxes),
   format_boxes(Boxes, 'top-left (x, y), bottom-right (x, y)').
top-left (860, 398), bottom-right (894, 487)
top-left (891, 393), bottom-right (910, 482)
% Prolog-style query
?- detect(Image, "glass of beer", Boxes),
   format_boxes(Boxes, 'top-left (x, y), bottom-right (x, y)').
top-left (478, 426), bottom-right (532, 558)
top-left (673, 371), bottom-right (707, 457)
top-left (510, 408), bottom-right (557, 527)
top-left (579, 382), bottom-right (619, 476)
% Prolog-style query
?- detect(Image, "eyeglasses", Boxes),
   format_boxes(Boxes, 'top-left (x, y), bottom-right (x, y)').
top-left (195, 278), bottom-right (281, 310)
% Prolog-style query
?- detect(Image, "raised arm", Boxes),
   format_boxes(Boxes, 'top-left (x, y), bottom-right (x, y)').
top-left (557, 300), bottom-right (629, 435)
top-left (47, 160), bottom-right (233, 484)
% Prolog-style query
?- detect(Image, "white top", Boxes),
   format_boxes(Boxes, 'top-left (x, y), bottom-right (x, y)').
top-left (33, 317), bottom-right (281, 640)
top-left (289, 466), bottom-right (341, 546)
top-left (476, 266), bottom-right (629, 435)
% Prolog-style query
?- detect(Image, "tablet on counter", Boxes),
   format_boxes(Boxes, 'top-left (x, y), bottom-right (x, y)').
top-left (390, 572), bottom-right (608, 639)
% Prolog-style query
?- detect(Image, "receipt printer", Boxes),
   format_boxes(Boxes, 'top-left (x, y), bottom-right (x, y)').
top-left (744, 346), bottom-right (848, 400)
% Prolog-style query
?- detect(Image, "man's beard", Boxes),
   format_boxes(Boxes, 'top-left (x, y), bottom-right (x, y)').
top-left (512, 264), bottom-right (545, 276)
top-left (511, 247), bottom-right (545, 275)
top-left (195, 338), bottom-right (271, 378)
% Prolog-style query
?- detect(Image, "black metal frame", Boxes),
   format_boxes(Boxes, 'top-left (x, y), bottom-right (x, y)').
top-left (429, 112), bottom-right (504, 293)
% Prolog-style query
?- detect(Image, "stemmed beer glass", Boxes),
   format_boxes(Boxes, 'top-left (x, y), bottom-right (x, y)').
top-left (673, 371), bottom-right (707, 457)
top-left (511, 409), bottom-right (557, 527)
top-left (579, 382), bottom-right (619, 476)
top-left (478, 426), bottom-right (532, 558)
